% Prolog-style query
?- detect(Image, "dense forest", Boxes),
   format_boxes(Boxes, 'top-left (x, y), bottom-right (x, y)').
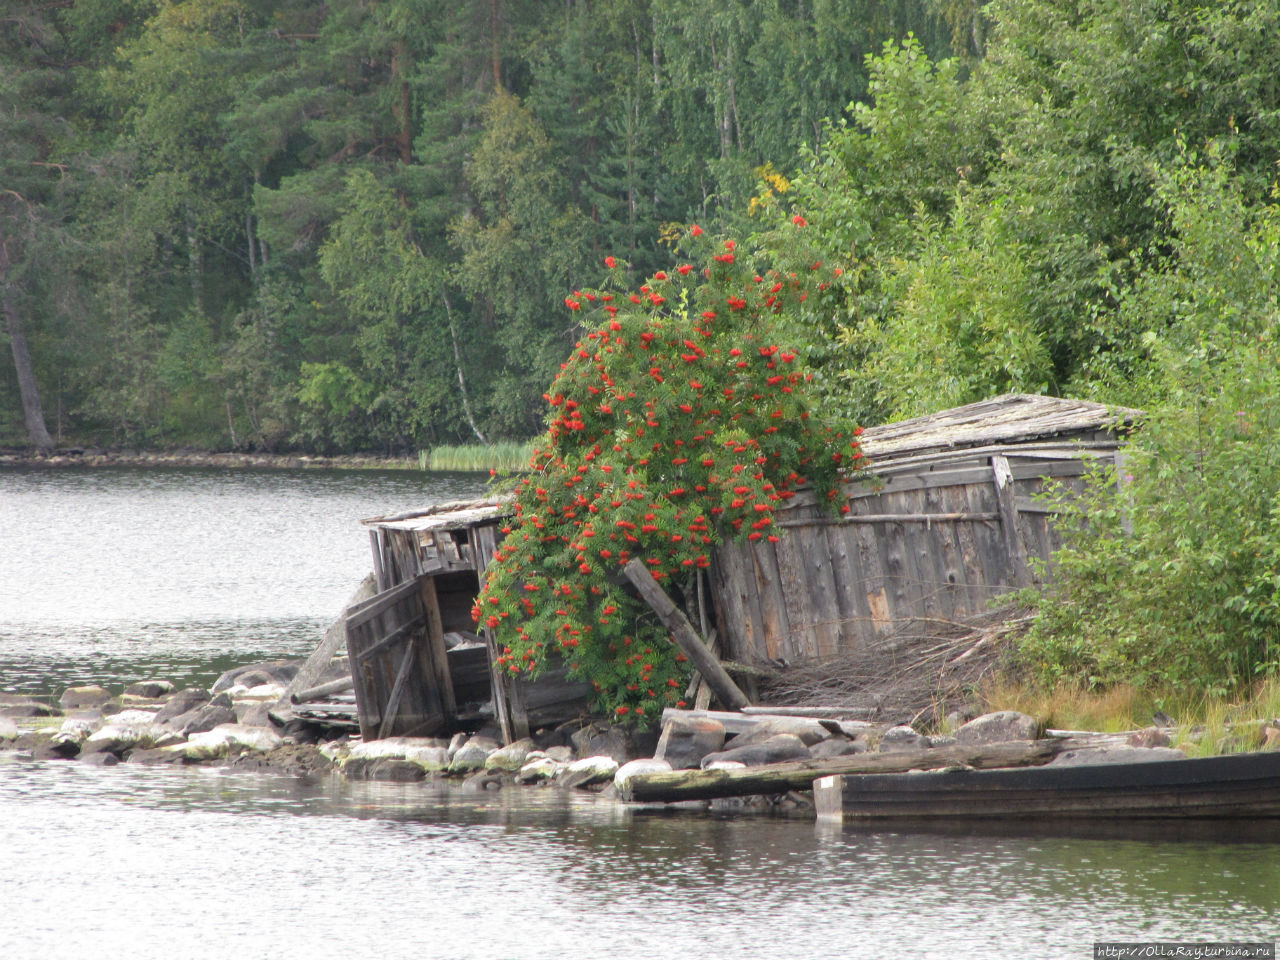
top-left (1, 0), bottom-right (953, 452)
top-left (3, 0), bottom-right (1278, 454)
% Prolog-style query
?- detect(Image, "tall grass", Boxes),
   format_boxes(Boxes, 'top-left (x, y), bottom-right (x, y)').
top-left (418, 441), bottom-right (534, 473)
top-left (978, 675), bottom-right (1280, 755)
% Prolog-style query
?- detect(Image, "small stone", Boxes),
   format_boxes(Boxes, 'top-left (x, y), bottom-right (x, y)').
top-left (808, 737), bottom-right (869, 759)
top-left (700, 733), bottom-right (810, 768)
top-left (446, 731), bottom-right (469, 760)
top-left (461, 770), bottom-right (507, 792)
top-left (654, 717), bottom-right (725, 770)
top-left (234, 702), bottom-right (274, 728)
top-left (343, 757), bottom-right (427, 782)
top-left (570, 723), bottom-right (631, 764)
top-left (448, 736), bottom-right (499, 775)
top-left (544, 745), bottom-right (574, 763)
top-left (59, 685), bottom-right (113, 711)
top-left (614, 758), bottom-right (672, 792)
top-left (485, 738), bottom-right (536, 772)
top-left (347, 737), bottom-right (450, 771)
top-left (153, 688), bottom-right (212, 724)
top-left (1263, 726), bottom-right (1280, 751)
top-left (125, 745), bottom-right (189, 765)
top-left (516, 756), bottom-right (562, 783)
top-left (0, 697), bottom-right (61, 719)
top-left (558, 755), bottom-right (619, 789)
top-left (954, 711), bottom-right (1042, 745)
top-left (124, 680), bottom-right (176, 699)
top-left (728, 717), bottom-right (830, 748)
top-left (1127, 727), bottom-right (1172, 749)
top-left (878, 724), bottom-right (930, 751)
top-left (0, 717), bottom-right (19, 742)
top-left (168, 702), bottom-right (238, 737)
top-left (184, 723), bottom-right (283, 760)
top-left (703, 760), bottom-right (748, 771)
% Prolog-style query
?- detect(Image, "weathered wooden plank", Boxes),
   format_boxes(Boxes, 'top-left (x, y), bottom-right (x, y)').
top-left (344, 577), bottom-right (424, 629)
top-left (420, 575), bottom-right (457, 720)
top-left (992, 455), bottom-right (1033, 589)
top-left (824, 520), bottom-right (866, 653)
top-left (624, 559), bottom-right (751, 711)
top-left (752, 537), bottom-right (793, 660)
top-left (482, 628), bottom-right (516, 744)
top-left (619, 739), bottom-right (1063, 803)
top-left (350, 613), bottom-right (424, 663)
top-left (290, 676), bottom-right (355, 704)
top-left (801, 525), bottom-right (842, 659)
top-left (771, 531), bottom-right (812, 660)
top-left (777, 511), bottom-right (1001, 527)
top-left (473, 523), bottom-right (500, 575)
top-left (661, 707), bottom-right (874, 731)
top-left (376, 640), bottom-right (419, 740)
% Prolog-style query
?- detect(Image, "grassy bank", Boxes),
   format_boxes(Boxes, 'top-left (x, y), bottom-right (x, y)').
top-left (976, 675), bottom-right (1280, 756)
top-left (418, 441), bottom-right (534, 473)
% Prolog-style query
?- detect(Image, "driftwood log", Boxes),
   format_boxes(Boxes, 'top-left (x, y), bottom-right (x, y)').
top-left (623, 559), bottom-right (751, 711)
top-left (617, 739), bottom-right (1063, 803)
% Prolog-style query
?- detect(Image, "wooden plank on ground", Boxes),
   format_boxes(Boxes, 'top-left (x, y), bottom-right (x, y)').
top-left (618, 739), bottom-right (1063, 803)
top-left (624, 559), bottom-right (751, 711)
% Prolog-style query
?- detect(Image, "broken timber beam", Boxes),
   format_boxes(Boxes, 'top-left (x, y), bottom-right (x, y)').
top-left (623, 559), bottom-right (751, 711)
top-left (617, 739), bottom-right (1063, 804)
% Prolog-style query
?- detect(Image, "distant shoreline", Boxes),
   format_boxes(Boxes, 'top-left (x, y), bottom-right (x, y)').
top-left (0, 447), bottom-right (423, 472)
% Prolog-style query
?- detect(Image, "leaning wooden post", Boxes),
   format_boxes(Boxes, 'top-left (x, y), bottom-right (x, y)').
top-left (623, 559), bottom-right (751, 711)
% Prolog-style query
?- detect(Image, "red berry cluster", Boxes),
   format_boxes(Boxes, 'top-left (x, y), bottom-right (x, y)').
top-left (474, 227), bottom-right (864, 721)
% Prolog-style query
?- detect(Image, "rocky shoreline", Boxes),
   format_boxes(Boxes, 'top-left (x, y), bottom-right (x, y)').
top-left (2, 658), bottom-right (1214, 812)
top-left (0, 447), bottom-right (421, 472)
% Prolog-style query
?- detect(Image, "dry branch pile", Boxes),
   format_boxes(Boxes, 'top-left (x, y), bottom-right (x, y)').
top-left (754, 605), bottom-right (1034, 725)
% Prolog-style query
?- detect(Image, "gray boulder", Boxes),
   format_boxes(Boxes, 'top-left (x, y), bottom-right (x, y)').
top-left (484, 738), bottom-right (536, 772)
top-left (728, 716), bottom-right (830, 748)
top-left (234, 702), bottom-right (275, 728)
top-left (211, 661), bottom-right (299, 694)
top-left (169, 702), bottom-right (238, 737)
top-left (654, 716), bottom-right (726, 770)
top-left (570, 723), bottom-right (631, 764)
top-left (878, 725), bottom-right (930, 751)
top-left (954, 711), bottom-right (1042, 745)
top-left (516, 756), bottom-right (563, 783)
top-left (460, 770), bottom-right (507, 792)
top-left (124, 680), bottom-right (176, 699)
top-left (700, 733), bottom-right (810, 768)
top-left (184, 723), bottom-right (283, 760)
top-left (808, 737), bottom-right (869, 759)
top-left (613, 757), bottom-right (673, 793)
top-left (0, 697), bottom-right (61, 719)
top-left (347, 738), bottom-right (450, 772)
top-left (343, 757), bottom-right (428, 782)
top-left (153, 688), bottom-right (211, 724)
top-left (59, 685), bottom-right (113, 711)
top-left (449, 736), bottom-right (500, 774)
top-left (544, 745), bottom-right (574, 763)
top-left (558, 755), bottom-right (619, 789)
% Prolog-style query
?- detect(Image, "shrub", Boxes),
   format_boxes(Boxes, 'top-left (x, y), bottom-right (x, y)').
top-left (473, 227), bottom-right (864, 719)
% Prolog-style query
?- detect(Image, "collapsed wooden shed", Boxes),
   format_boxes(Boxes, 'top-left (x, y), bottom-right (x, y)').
top-left (352, 498), bottom-right (589, 743)
top-left (711, 393), bottom-right (1136, 664)
top-left (345, 393), bottom-right (1135, 741)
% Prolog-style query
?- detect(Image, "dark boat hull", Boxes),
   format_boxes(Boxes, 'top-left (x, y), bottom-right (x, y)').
top-left (814, 750), bottom-right (1280, 821)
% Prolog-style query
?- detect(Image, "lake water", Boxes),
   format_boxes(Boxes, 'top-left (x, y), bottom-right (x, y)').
top-left (1, 466), bottom-right (1278, 960)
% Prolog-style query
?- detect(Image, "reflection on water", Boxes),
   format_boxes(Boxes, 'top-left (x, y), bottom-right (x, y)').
top-left (0, 466), bottom-right (487, 695)
top-left (1, 466), bottom-right (1277, 960)
top-left (1, 761), bottom-right (1277, 960)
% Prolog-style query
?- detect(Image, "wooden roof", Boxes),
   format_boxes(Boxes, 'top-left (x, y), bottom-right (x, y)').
top-left (361, 396), bottom-right (1139, 529)
top-left (362, 497), bottom-right (510, 531)
top-left (859, 393), bottom-right (1139, 467)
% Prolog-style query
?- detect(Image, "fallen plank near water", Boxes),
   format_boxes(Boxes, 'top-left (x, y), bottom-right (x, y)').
top-left (617, 739), bottom-right (1063, 803)
top-left (661, 707), bottom-right (877, 736)
top-left (624, 559), bottom-right (751, 711)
